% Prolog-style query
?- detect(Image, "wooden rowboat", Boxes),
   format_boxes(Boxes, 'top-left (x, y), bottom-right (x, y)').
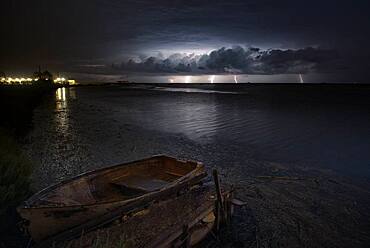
top-left (17, 155), bottom-right (206, 242)
top-left (51, 184), bottom-right (231, 248)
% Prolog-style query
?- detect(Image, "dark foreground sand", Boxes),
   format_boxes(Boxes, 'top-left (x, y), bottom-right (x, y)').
top-left (24, 85), bottom-right (370, 247)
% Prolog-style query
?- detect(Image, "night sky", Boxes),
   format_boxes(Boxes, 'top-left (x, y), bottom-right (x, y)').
top-left (1, 0), bottom-right (370, 81)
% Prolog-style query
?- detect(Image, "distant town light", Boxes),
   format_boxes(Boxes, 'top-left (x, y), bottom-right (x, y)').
top-left (1, 75), bottom-right (76, 85)
top-left (67, 79), bottom-right (76, 85)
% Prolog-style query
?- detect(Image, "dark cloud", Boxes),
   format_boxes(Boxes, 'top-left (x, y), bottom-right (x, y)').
top-left (256, 47), bottom-right (340, 74)
top-left (119, 46), bottom-right (340, 74)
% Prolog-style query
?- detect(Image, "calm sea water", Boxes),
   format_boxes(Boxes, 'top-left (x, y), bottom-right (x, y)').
top-left (26, 85), bottom-right (370, 188)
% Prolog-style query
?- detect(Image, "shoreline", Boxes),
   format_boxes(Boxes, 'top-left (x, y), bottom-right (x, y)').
top-left (72, 82), bottom-right (370, 108)
top-left (1, 85), bottom-right (369, 247)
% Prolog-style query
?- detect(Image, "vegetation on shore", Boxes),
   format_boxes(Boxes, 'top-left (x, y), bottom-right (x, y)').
top-left (0, 84), bottom-right (52, 247)
top-left (0, 84), bottom-right (53, 213)
top-left (0, 129), bottom-right (34, 247)
top-left (0, 129), bottom-right (33, 215)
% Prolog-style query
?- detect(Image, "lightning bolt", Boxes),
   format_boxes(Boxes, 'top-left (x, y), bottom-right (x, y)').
top-left (208, 75), bottom-right (215, 84)
top-left (185, 76), bottom-right (191, 83)
top-left (299, 74), bottom-right (304, 83)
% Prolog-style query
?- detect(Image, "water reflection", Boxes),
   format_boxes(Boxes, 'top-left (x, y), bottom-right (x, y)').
top-left (55, 87), bottom-right (75, 134)
top-left (28, 87), bottom-right (370, 188)
top-left (114, 92), bottom-right (221, 142)
top-left (56, 87), bottom-right (66, 102)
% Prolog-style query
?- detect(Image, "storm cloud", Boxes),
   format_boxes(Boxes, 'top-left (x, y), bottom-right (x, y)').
top-left (119, 46), bottom-right (339, 74)
top-left (2, 0), bottom-right (369, 81)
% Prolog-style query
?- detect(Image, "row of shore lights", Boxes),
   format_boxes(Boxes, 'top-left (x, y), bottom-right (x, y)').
top-left (0, 77), bottom-right (76, 85)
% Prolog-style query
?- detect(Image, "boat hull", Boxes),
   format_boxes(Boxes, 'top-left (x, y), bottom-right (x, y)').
top-left (46, 184), bottom-right (223, 248)
top-left (18, 155), bottom-right (206, 242)
top-left (19, 201), bottom-right (122, 241)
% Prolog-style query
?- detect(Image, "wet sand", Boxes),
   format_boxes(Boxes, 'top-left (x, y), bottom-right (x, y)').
top-left (24, 85), bottom-right (370, 247)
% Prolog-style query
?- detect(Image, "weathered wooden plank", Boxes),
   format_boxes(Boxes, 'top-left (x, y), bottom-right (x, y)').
top-left (37, 173), bottom-right (207, 248)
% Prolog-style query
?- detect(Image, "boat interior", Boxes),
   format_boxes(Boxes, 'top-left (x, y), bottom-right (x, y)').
top-left (30, 156), bottom-right (201, 207)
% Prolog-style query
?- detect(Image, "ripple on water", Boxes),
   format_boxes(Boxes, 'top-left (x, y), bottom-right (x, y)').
top-left (25, 86), bottom-right (370, 191)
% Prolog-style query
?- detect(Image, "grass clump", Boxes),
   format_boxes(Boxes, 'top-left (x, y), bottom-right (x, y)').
top-left (0, 129), bottom-right (33, 216)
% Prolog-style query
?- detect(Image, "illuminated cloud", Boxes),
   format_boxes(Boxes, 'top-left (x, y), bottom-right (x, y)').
top-left (119, 46), bottom-right (339, 75)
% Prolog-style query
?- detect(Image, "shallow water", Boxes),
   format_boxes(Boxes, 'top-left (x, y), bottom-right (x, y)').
top-left (25, 85), bottom-right (370, 190)
top-left (21, 84), bottom-right (370, 247)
